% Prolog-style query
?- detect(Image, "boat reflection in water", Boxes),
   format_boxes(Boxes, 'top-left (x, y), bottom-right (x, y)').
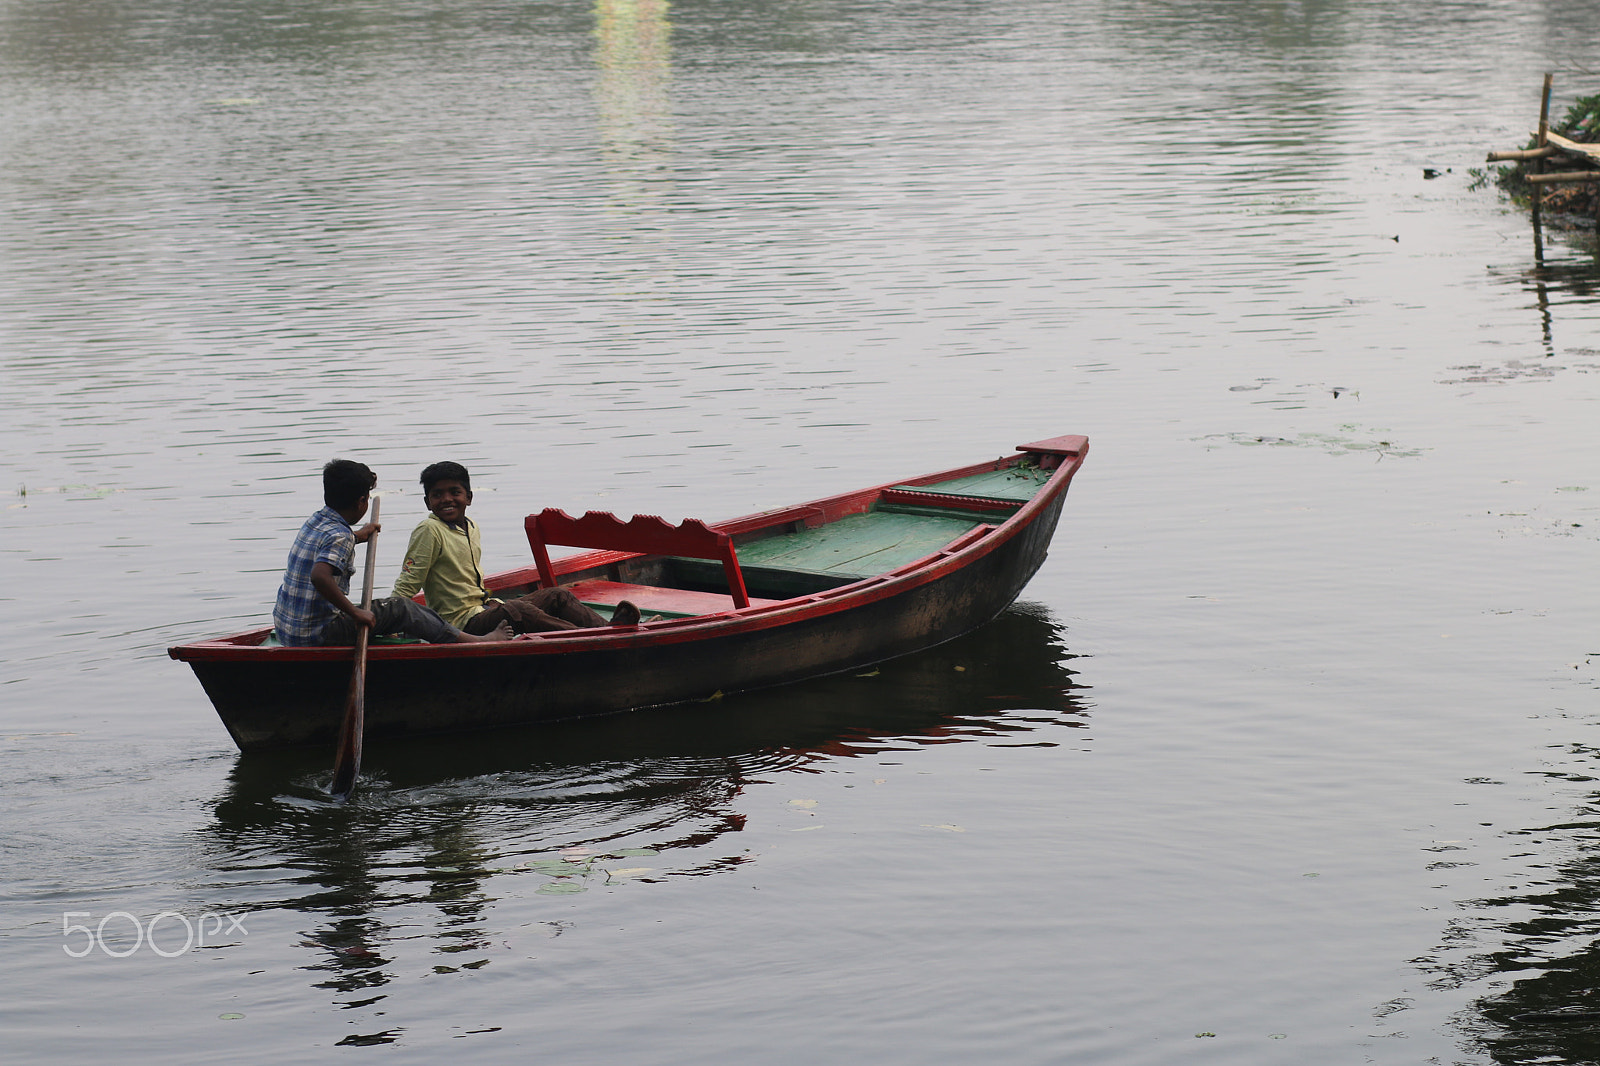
top-left (201, 602), bottom-right (1088, 1011)
top-left (1457, 802), bottom-right (1600, 1064)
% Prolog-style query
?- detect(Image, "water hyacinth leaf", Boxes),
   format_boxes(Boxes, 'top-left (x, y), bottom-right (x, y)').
top-left (219, 1013), bottom-right (245, 1020)
top-left (788, 799), bottom-right (818, 808)
top-left (605, 867), bottom-right (653, 878)
top-left (612, 848), bottom-right (657, 857)
top-left (536, 882), bottom-right (586, 895)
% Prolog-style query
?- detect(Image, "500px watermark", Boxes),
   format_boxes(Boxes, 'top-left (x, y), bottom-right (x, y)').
top-left (62, 911), bottom-right (248, 958)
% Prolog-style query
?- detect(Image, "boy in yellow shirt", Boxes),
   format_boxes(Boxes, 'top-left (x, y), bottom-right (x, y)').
top-left (391, 461), bottom-right (640, 634)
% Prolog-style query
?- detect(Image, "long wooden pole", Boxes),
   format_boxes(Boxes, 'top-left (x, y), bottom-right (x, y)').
top-left (331, 497), bottom-right (379, 802)
top-left (1486, 146), bottom-right (1556, 162)
top-left (1527, 172), bottom-right (1600, 185)
top-left (1533, 72), bottom-right (1553, 226)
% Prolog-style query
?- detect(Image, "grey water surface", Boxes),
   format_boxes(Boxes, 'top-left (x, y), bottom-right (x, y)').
top-left (3, 0), bottom-right (1600, 1062)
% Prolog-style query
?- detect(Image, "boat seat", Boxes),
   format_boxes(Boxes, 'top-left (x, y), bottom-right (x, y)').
top-left (563, 579), bottom-right (782, 619)
top-left (526, 508), bottom-right (753, 608)
top-left (876, 487), bottom-right (1021, 517)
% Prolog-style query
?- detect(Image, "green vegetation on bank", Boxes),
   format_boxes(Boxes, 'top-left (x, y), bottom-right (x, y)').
top-left (1472, 92), bottom-right (1599, 223)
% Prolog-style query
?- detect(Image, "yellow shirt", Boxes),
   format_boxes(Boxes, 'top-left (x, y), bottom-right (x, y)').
top-left (391, 514), bottom-right (490, 628)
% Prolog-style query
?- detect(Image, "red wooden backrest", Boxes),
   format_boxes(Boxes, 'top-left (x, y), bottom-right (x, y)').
top-left (524, 509), bottom-right (751, 609)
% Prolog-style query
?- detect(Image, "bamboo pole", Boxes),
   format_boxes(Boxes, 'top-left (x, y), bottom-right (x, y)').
top-left (1527, 172), bottom-right (1600, 184)
top-left (1533, 72), bottom-right (1552, 223)
top-left (1486, 146), bottom-right (1556, 162)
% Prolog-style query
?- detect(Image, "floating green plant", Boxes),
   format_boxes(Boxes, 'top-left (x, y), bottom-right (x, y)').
top-left (1203, 430), bottom-right (1423, 458)
top-left (514, 847), bottom-right (664, 893)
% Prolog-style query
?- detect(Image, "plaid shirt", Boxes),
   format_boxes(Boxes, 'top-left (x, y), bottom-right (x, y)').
top-left (272, 506), bottom-right (356, 646)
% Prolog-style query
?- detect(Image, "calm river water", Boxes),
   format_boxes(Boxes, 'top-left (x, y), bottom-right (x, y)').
top-left (4, 0), bottom-right (1600, 1062)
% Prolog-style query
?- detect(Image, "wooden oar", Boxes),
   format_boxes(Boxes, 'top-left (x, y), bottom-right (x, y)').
top-left (330, 497), bottom-right (380, 802)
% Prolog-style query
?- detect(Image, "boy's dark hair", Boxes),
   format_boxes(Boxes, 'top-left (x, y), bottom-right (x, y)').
top-left (420, 461), bottom-right (471, 494)
top-left (323, 459), bottom-right (377, 510)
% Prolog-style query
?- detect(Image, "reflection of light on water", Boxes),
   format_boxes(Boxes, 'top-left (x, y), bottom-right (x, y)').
top-left (594, 0), bottom-right (673, 203)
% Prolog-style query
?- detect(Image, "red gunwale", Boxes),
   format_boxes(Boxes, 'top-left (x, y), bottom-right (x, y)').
top-left (169, 436), bottom-right (1087, 666)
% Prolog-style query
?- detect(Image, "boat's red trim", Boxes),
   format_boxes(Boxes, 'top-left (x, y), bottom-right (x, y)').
top-left (1014, 433), bottom-right (1086, 457)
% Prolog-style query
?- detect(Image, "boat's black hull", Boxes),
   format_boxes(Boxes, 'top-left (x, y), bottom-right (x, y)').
top-left (193, 488), bottom-right (1068, 751)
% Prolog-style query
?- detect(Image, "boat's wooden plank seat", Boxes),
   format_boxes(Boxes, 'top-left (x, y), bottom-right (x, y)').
top-left (564, 579), bottom-right (781, 619)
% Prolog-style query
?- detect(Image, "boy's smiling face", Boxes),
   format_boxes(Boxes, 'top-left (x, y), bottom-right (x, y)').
top-left (424, 479), bottom-right (472, 526)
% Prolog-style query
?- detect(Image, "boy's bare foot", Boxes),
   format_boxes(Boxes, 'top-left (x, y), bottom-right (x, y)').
top-left (610, 600), bottom-right (641, 627)
top-left (460, 621), bottom-right (514, 642)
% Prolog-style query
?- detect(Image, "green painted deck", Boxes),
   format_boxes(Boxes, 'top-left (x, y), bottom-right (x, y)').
top-left (602, 462), bottom-right (1056, 601)
top-left (732, 468), bottom-right (1047, 579)
top-left (735, 510), bottom-right (981, 577)
top-left (899, 465), bottom-right (1051, 502)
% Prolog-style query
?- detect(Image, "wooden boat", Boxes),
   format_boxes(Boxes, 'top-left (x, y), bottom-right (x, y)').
top-left (171, 434), bottom-right (1088, 752)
